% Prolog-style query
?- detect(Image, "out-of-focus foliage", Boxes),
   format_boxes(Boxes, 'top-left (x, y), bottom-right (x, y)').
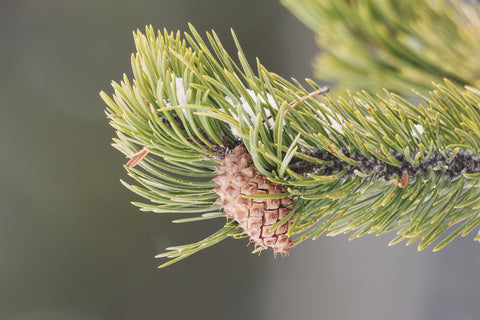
top-left (282, 0), bottom-right (480, 94)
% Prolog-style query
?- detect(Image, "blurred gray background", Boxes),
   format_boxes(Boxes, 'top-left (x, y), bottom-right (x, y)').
top-left (1, 0), bottom-right (480, 319)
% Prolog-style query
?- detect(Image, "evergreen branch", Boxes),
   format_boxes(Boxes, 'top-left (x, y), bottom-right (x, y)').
top-left (102, 25), bottom-right (480, 267)
top-left (281, 0), bottom-right (480, 94)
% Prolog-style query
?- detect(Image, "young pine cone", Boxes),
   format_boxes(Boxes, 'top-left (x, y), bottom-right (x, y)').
top-left (212, 145), bottom-right (294, 254)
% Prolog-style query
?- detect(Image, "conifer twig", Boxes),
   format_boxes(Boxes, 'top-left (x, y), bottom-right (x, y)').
top-left (102, 24), bottom-right (480, 268)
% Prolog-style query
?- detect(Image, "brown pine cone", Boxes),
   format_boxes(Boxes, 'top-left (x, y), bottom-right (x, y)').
top-left (212, 145), bottom-right (294, 254)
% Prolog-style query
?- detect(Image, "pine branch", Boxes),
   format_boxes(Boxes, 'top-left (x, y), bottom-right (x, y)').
top-left (281, 0), bottom-right (480, 94)
top-left (101, 25), bottom-right (480, 268)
